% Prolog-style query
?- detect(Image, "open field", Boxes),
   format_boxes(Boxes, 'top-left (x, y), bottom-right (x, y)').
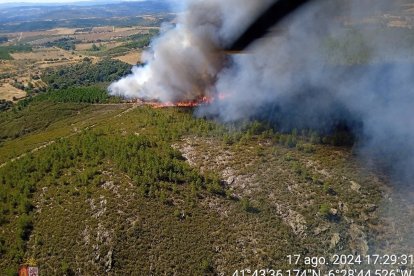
top-left (114, 51), bottom-right (141, 65)
top-left (3, 28), bottom-right (79, 42)
top-left (0, 18), bottom-right (160, 96)
top-left (75, 41), bottom-right (123, 51)
top-left (12, 49), bottom-right (99, 69)
top-left (0, 83), bottom-right (26, 101)
top-left (0, 46), bottom-right (99, 93)
top-left (0, 25), bottom-right (160, 47)
top-left (0, 60), bottom-right (16, 74)
top-left (74, 28), bottom-right (151, 43)
top-left (11, 47), bottom-right (79, 61)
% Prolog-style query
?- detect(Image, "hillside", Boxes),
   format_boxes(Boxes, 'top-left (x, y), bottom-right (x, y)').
top-left (0, 1), bottom-right (171, 32)
top-left (0, 93), bottom-right (412, 274)
top-left (1, 1), bottom-right (414, 275)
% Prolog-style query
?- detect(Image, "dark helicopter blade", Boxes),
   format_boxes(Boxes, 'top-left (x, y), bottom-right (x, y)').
top-left (225, 0), bottom-right (314, 52)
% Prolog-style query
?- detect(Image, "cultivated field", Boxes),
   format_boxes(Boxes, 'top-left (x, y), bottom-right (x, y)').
top-left (0, 83), bottom-right (26, 101)
top-left (0, 60), bottom-right (16, 74)
top-left (2, 28), bottom-right (79, 44)
top-left (75, 41), bottom-right (123, 51)
top-left (11, 47), bottom-right (79, 61)
top-left (74, 29), bottom-right (150, 43)
top-left (114, 51), bottom-right (141, 65)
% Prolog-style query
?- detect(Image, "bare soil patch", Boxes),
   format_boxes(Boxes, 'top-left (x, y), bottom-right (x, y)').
top-left (76, 41), bottom-right (123, 51)
top-left (0, 83), bottom-right (26, 101)
top-left (113, 52), bottom-right (141, 65)
top-left (11, 47), bottom-right (77, 61)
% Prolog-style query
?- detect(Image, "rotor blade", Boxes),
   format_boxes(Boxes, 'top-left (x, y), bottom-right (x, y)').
top-left (225, 0), bottom-right (314, 52)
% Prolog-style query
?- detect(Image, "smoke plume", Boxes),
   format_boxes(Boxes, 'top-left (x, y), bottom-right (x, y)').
top-left (109, 0), bottom-right (414, 184)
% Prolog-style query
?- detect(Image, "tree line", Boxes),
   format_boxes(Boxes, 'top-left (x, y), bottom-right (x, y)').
top-left (42, 59), bottom-right (131, 90)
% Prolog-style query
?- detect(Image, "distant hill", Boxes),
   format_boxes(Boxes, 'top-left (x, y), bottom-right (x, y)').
top-left (0, 1), bottom-right (171, 32)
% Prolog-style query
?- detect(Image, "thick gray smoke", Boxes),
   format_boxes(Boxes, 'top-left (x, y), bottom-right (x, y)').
top-left (109, 0), bottom-right (414, 184)
top-left (109, 0), bottom-right (272, 101)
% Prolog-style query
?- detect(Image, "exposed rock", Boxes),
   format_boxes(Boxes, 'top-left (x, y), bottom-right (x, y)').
top-left (314, 224), bottom-right (330, 235)
top-left (349, 224), bottom-right (369, 255)
top-left (330, 233), bottom-right (341, 249)
top-left (82, 226), bottom-right (91, 246)
top-left (365, 204), bottom-right (377, 212)
top-left (104, 249), bottom-right (113, 272)
top-left (274, 203), bottom-right (307, 237)
top-left (350, 181), bottom-right (361, 192)
top-left (330, 208), bottom-right (338, 216)
top-left (338, 202), bottom-right (349, 213)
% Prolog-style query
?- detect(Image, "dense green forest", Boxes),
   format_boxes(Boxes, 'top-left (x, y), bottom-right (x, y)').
top-left (0, 98), bottom-right (227, 273)
top-left (124, 30), bottom-right (158, 49)
top-left (35, 86), bottom-right (116, 104)
top-left (0, 129), bottom-right (222, 273)
top-left (42, 59), bottom-right (131, 89)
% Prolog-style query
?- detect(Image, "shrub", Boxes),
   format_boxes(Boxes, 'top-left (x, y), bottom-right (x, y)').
top-left (319, 203), bottom-right (330, 218)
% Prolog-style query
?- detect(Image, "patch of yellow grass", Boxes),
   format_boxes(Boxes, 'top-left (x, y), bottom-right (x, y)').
top-left (0, 83), bottom-right (26, 101)
top-left (76, 41), bottom-right (123, 51)
top-left (114, 52), bottom-right (141, 65)
top-left (10, 47), bottom-right (77, 61)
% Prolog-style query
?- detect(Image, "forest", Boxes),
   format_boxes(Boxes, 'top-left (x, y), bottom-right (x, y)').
top-left (0, 96), bottom-right (229, 273)
top-left (35, 87), bottom-right (116, 104)
top-left (0, 91), bottom-right (388, 274)
top-left (42, 59), bottom-right (131, 89)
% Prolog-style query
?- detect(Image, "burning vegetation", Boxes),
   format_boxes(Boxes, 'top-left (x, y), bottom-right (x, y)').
top-left (109, 0), bottom-right (414, 186)
top-left (143, 96), bottom-right (213, 109)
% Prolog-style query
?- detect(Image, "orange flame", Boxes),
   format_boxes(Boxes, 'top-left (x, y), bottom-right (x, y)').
top-left (146, 96), bottom-right (213, 109)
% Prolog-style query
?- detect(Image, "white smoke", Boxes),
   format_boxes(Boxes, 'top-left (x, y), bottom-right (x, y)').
top-left (109, 0), bottom-right (271, 102)
top-left (109, 0), bottom-right (414, 184)
top-left (108, 0), bottom-right (414, 253)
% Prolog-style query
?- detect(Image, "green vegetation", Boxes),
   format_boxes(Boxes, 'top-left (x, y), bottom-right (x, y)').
top-left (42, 59), bottom-right (131, 89)
top-left (0, 6), bottom-right (411, 273)
top-left (319, 203), bottom-right (331, 218)
top-left (92, 31), bottom-right (158, 58)
top-left (90, 43), bottom-right (101, 51)
top-left (0, 44), bottom-right (32, 60)
top-left (0, 100), bottom-right (88, 142)
top-left (323, 27), bottom-right (414, 65)
top-left (36, 86), bottom-right (116, 104)
top-left (0, 100), bottom-right (13, 112)
top-left (0, 90), bottom-right (389, 274)
top-left (0, 128), bottom-right (223, 268)
top-left (126, 30), bottom-right (158, 48)
top-left (44, 37), bottom-right (77, 51)
top-left (324, 28), bottom-right (373, 65)
top-left (0, 16), bottom-right (171, 33)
